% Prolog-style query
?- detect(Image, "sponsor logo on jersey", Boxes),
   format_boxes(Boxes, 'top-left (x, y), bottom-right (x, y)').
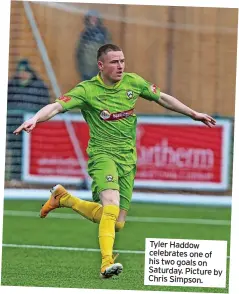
top-left (106, 175), bottom-right (113, 182)
top-left (100, 110), bottom-right (111, 120)
top-left (58, 96), bottom-right (71, 103)
top-left (100, 108), bottom-right (134, 121)
top-left (126, 90), bottom-right (134, 99)
top-left (150, 84), bottom-right (158, 94)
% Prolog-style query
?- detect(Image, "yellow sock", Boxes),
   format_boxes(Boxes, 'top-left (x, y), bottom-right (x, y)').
top-left (115, 221), bottom-right (125, 232)
top-left (60, 193), bottom-right (125, 231)
top-left (99, 205), bottom-right (119, 269)
top-left (59, 193), bottom-right (102, 222)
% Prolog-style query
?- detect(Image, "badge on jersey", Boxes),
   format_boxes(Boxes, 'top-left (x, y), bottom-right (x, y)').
top-left (58, 96), bottom-right (71, 103)
top-left (106, 175), bottom-right (113, 182)
top-left (150, 84), bottom-right (158, 94)
top-left (126, 90), bottom-right (134, 99)
top-left (100, 110), bottom-right (111, 120)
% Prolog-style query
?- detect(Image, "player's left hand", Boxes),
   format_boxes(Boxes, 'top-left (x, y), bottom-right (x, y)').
top-left (192, 112), bottom-right (216, 128)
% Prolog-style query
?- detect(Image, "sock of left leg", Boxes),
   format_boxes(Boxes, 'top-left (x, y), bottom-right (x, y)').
top-left (115, 221), bottom-right (125, 232)
top-left (60, 193), bottom-right (124, 231)
top-left (99, 205), bottom-right (120, 269)
top-left (60, 193), bottom-right (103, 222)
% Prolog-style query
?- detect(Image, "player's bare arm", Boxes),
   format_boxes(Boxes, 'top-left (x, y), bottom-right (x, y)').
top-left (13, 102), bottom-right (64, 135)
top-left (157, 92), bottom-right (216, 128)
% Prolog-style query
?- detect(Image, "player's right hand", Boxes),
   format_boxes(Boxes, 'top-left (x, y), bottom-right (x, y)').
top-left (13, 118), bottom-right (37, 135)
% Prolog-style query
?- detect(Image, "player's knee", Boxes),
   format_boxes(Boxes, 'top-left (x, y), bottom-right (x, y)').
top-left (100, 189), bottom-right (120, 207)
top-left (115, 221), bottom-right (125, 232)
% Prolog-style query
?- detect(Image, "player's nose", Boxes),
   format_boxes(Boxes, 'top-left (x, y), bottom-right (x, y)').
top-left (117, 62), bottom-right (123, 69)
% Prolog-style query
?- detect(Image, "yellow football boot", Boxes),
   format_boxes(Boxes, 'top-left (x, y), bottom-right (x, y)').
top-left (40, 184), bottom-right (68, 218)
top-left (100, 254), bottom-right (123, 279)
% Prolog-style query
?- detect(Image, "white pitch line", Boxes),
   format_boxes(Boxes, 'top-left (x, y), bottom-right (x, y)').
top-left (1, 244), bottom-right (231, 259)
top-left (2, 243), bottom-right (144, 254)
top-left (4, 210), bottom-right (231, 226)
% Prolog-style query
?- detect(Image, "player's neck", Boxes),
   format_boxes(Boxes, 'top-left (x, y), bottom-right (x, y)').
top-left (99, 73), bottom-right (118, 86)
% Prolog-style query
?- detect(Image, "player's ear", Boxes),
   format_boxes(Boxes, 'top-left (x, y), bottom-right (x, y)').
top-left (98, 60), bottom-right (103, 71)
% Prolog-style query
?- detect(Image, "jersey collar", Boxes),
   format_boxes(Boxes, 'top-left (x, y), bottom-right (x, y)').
top-left (97, 73), bottom-right (124, 89)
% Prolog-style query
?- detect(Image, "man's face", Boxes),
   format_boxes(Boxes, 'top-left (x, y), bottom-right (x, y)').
top-left (89, 15), bottom-right (98, 26)
top-left (98, 51), bottom-right (125, 83)
top-left (18, 69), bottom-right (32, 82)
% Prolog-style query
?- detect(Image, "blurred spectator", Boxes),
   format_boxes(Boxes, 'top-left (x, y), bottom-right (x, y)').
top-left (76, 9), bottom-right (111, 81)
top-left (7, 59), bottom-right (50, 112)
top-left (6, 59), bottom-right (50, 183)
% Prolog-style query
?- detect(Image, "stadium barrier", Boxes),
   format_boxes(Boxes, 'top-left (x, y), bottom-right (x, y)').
top-left (21, 113), bottom-right (232, 192)
top-left (4, 188), bottom-right (231, 207)
top-left (4, 113), bottom-right (233, 207)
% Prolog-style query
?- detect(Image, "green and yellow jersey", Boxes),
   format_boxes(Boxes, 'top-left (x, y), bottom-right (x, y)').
top-left (56, 72), bottom-right (160, 164)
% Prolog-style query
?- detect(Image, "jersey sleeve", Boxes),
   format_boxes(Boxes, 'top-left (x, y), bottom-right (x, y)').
top-left (55, 84), bottom-right (87, 111)
top-left (135, 74), bottom-right (161, 102)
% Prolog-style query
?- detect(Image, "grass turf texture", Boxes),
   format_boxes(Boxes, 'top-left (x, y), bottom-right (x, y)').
top-left (1, 200), bottom-right (231, 293)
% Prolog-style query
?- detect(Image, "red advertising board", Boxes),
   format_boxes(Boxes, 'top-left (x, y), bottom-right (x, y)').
top-left (23, 114), bottom-right (232, 190)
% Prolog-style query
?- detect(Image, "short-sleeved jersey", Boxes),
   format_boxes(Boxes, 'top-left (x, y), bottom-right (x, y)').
top-left (56, 72), bottom-right (160, 164)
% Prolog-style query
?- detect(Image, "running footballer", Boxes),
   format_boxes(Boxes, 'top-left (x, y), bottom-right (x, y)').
top-left (14, 44), bottom-right (216, 279)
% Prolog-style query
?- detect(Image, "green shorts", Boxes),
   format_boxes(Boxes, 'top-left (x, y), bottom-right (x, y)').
top-left (87, 154), bottom-right (136, 211)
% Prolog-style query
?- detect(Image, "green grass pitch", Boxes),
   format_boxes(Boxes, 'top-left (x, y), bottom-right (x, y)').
top-left (1, 199), bottom-right (231, 293)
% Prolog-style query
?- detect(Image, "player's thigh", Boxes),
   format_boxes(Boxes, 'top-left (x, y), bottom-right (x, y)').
top-left (88, 155), bottom-right (120, 204)
top-left (118, 164), bottom-right (136, 212)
